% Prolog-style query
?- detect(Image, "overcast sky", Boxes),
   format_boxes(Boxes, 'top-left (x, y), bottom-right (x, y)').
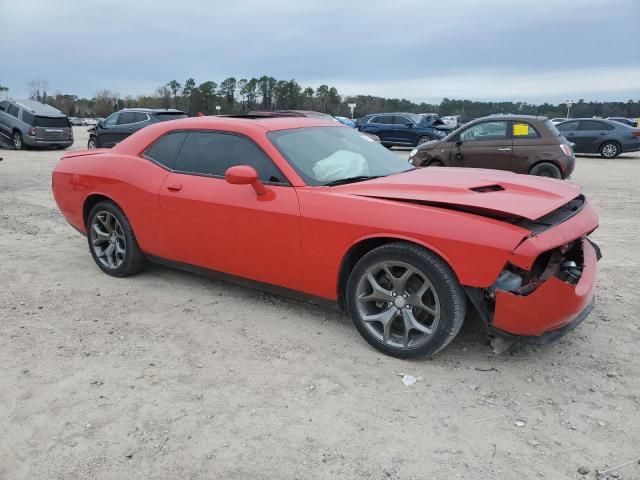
top-left (1, 0), bottom-right (638, 103)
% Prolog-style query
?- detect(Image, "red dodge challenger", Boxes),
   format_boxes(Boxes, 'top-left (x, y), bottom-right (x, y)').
top-left (52, 116), bottom-right (600, 358)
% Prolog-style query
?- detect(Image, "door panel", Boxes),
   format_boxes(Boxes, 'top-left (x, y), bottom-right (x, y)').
top-left (158, 174), bottom-right (303, 290)
top-left (452, 121), bottom-right (512, 170)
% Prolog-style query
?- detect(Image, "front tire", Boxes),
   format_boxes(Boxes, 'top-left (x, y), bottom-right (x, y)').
top-left (13, 131), bottom-right (23, 150)
top-left (87, 136), bottom-right (98, 149)
top-left (530, 162), bottom-right (562, 178)
top-left (416, 136), bottom-right (433, 146)
top-left (346, 242), bottom-right (466, 359)
top-left (600, 141), bottom-right (620, 159)
top-left (87, 201), bottom-right (145, 277)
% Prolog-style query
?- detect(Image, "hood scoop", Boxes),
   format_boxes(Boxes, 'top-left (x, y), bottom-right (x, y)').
top-left (470, 184), bottom-right (505, 193)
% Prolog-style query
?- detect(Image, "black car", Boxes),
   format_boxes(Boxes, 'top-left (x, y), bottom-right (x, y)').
top-left (87, 108), bottom-right (187, 149)
top-left (356, 112), bottom-right (453, 148)
top-left (556, 118), bottom-right (640, 158)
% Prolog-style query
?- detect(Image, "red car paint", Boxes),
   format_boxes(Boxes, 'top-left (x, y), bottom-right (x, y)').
top-left (52, 116), bottom-right (599, 341)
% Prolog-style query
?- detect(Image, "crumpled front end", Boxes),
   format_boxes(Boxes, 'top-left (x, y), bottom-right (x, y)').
top-left (480, 197), bottom-right (601, 341)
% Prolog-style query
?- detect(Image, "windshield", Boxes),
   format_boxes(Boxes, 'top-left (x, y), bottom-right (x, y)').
top-left (268, 126), bottom-right (414, 186)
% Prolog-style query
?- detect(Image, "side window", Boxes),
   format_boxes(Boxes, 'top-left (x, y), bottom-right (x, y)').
top-left (117, 112), bottom-right (137, 125)
top-left (512, 122), bottom-right (540, 139)
top-left (8, 104), bottom-right (20, 118)
top-left (0, 101), bottom-right (7, 111)
top-left (459, 121), bottom-right (508, 142)
top-left (394, 116), bottom-right (411, 125)
top-left (579, 120), bottom-right (612, 131)
top-left (175, 132), bottom-right (285, 183)
top-left (143, 131), bottom-right (187, 169)
top-left (103, 113), bottom-right (119, 127)
top-left (21, 110), bottom-right (35, 125)
top-left (131, 112), bottom-right (148, 123)
top-left (557, 121), bottom-right (579, 132)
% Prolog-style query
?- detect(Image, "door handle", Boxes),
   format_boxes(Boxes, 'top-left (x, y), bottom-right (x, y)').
top-left (497, 147), bottom-right (512, 151)
top-left (166, 183), bottom-right (182, 192)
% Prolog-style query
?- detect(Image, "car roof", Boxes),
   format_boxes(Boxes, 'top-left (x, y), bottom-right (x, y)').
top-left (13, 99), bottom-right (66, 117)
top-left (476, 114), bottom-right (550, 123)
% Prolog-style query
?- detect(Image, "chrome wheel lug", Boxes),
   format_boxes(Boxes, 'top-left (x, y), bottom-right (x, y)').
top-left (392, 291), bottom-right (397, 297)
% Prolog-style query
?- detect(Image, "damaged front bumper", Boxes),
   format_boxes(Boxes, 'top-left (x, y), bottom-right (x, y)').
top-left (473, 199), bottom-right (601, 344)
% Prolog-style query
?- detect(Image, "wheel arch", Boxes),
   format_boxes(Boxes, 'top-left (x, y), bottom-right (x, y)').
top-left (528, 160), bottom-right (564, 178)
top-left (336, 235), bottom-right (459, 309)
top-left (599, 139), bottom-right (622, 154)
top-left (83, 193), bottom-right (125, 229)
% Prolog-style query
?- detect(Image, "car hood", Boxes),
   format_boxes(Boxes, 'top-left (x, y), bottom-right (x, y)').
top-left (332, 168), bottom-right (581, 221)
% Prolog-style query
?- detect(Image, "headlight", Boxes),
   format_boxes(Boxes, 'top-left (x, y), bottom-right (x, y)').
top-left (409, 148), bottom-right (418, 157)
top-left (435, 130), bottom-right (446, 137)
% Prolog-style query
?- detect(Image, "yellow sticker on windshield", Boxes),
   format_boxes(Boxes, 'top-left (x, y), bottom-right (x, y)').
top-left (513, 123), bottom-right (529, 136)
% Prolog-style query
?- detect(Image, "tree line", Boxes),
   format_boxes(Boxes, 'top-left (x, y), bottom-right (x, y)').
top-left (5, 77), bottom-right (640, 121)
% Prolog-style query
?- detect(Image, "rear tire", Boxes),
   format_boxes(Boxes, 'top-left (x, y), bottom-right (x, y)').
top-left (87, 201), bottom-right (145, 277)
top-left (530, 162), bottom-right (562, 179)
top-left (346, 242), bottom-right (466, 359)
top-left (13, 131), bottom-right (23, 150)
top-left (599, 141), bottom-right (620, 159)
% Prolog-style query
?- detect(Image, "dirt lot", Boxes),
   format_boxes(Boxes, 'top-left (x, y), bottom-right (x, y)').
top-left (1, 127), bottom-right (639, 480)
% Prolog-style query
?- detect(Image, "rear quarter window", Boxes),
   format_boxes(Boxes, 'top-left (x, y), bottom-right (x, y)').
top-left (512, 122), bottom-right (540, 139)
top-left (143, 131), bottom-right (188, 170)
top-left (21, 111), bottom-right (35, 125)
top-left (8, 104), bottom-right (19, 117)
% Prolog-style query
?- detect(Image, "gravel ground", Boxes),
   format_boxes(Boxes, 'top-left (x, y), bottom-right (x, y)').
top-left (1, 127), bottom-right (639, 480)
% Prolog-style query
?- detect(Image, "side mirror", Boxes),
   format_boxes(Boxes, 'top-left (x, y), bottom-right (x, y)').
top-left (97, 121), bottom-right (104, 128)
top-left (224, 165), bottom-right (267, 195)
top-left (405, 122), bottom-right (413, 128)
top-left (455, 140), bottom-right (463, 147)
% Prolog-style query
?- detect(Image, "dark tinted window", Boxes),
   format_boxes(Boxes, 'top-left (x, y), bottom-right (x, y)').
top-left (144, 131), bottom-right (187, 169)
top-left (34, 116), bottom-right (70, 127)
top-left (8, 104), bottom-right (19, 117)
top-left (154, 112), bottom-right (188, 122)
top-left (117, 112), bottom-right (146, 125)
top-left (512, 122), bottom-right (540, 139)
top-left (557, 121), bottom-right (579, 132)
top-left (0, 101), bottom-right (7, 111)
top-left (175, 132), bottom-right (285, 183)
top-left (393, 116), bottom-right (412, 125)
top-left (579, 120), bottom-right (613, 131)
top-left (21, 111), bottom-right (35, 125)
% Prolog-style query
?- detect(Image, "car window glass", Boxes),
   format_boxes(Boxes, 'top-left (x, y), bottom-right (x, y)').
top-left (117, 112), bottom-right (137, 125)
top-left (512, 122), bottom-right (540, 139)
top-left (0, 101), bottom-right (7, 111)
top-left (7, 104), bottom-right (19, 118)
top-left (130, 112), bottom-right (148, 123)
top-left (557, 121), bottom-right (579, 132)
top-left (144, 131), bottom-right (187, 169)
top-left (394, 116), bottom-right (411, 125)
top-left (579, 120), bottom-right (612, 131)
top-left (175, 132), bottom-right (285, 183)
top-left (103, 113), bottom-right (119, 127)
top-left (21, 111), bottom-right (35, 125)
top-left (460, 121), bottom-right (508, 141)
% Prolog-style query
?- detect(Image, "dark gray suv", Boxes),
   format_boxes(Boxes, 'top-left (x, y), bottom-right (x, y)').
top-left (87, 108), bottom-right (187, 149)
top-left (0, 99), bottom-right (73, 150)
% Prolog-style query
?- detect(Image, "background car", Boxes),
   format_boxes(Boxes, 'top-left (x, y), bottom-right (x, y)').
top-left (334, 115), bottom-right (356, 127)
top-left (52, 115), bottom-right (599, 359)
top-left (606, 117), bottom-right (638, 128)
top-left (69, 117), bottom-right (83, 126)
top-left (550, 117), bottom-right (570, 124)
top-left (87, 108), bottom-right (187, 149)
top-left (0, 99), bottom-right (73, 150)
top-left (556, 118), bottom-right (640, 158)
top-left (356, 112), bottom-right (453, 148)
top-left (409, 115), bottom-right (575, 179)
